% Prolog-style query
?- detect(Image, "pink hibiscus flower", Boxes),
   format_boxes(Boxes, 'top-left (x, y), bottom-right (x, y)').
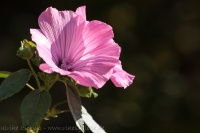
top-left (30, 6), bottom-right (134, 89)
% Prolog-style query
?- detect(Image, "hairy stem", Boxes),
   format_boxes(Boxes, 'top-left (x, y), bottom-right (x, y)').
top-left (27, 59), bottom-right (41, 90)
top-left (52, 100), bottom-right (68, 109)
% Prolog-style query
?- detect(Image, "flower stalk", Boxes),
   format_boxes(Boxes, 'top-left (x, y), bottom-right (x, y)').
top-left (27, 59), bottom-right (41, 90)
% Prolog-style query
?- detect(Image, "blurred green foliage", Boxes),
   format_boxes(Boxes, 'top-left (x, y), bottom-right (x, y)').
top-left (0, 0), bottom-right (200, 133)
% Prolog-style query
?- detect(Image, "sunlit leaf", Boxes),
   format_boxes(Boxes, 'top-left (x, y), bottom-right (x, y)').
top-left (0, 69), bottom-right (31, 101)
top-left (0, 71), bottom-right (11, 78)
top-left (82, 106), bottom-right (106, 133)
top-left (78, 86), bottom-right (92, 98)
top-left (26, 40), bottom-right (36, 47)
top-left (78, 86), bottom-right (98, 98)
top-left (66, 81), bottom-right (84, 132)
top-left (20, 90), bottom-right (51, 127)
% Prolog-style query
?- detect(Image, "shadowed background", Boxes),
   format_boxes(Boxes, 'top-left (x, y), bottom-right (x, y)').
top-left (0, 0), bottom-right (200, 133)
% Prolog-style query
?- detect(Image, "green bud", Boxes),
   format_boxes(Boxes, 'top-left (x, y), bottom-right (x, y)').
top-left (16, 39), bottom-right (36, 59)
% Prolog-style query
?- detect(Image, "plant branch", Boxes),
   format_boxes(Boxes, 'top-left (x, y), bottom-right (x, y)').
top-left (27, 59), bottom-right (41, 90)
top-left (52, 100), bottom-right (68, 109)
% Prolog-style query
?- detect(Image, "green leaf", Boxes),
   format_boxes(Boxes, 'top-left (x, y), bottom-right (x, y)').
top-left (92, 91), bottom-right (98, 98)
top-left (0, 71), bottom-right (11, 78)
top-left (26, 40), bottom-right (36, 47)
top-left (66, 81), bottom-right (84, 132)
top-left (78, 86), bottom-right (92, 98)
top-left (20, 90), bottom-right (51, 127)
top-left (78, 87), bottom-right (98, 98)
top-left (82, 106), bottom-right (106, 133)
top-left (0, 69), bottom-right (31, 101)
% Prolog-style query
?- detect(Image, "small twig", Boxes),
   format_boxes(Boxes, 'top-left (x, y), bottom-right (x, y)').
top-left (27, 59), bottom-right (41, 90)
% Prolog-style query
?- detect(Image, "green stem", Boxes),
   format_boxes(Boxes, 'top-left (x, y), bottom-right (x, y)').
top-left (27, 59), bottom-right (41, 90)
top-left (52, 100), bottom-right (67, 109)
top-left (44, 101), bottom-right (69, 120)
top-left (57, 109), bottom-right (70, 114)
top-left (26, 83), bottom-right (35, 90)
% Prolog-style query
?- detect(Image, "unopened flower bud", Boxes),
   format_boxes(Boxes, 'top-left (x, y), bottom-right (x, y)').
top-left (16, 39), bottom-right (36, 59)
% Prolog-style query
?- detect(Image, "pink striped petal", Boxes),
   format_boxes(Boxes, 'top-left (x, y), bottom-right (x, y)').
top-left (110, 64), bottom-right (135, 88)
top-left (30, 29), bottom-right (58, 68)
top-left (76, 6), bottom-right (86, 20)
top-left (73, 20), bottom-right (120, 67)
top-left (39, 63), bottom-right (54, 73)
top-left (69, 56), bottom-right (119, 88)
top-left (38, 7), bottom-right (77, 61)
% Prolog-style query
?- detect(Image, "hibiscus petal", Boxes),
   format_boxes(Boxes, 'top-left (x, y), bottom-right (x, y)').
top-left (60, 16), bottom-right (86, 62)
top-left (38, 7), bottom-right (77, 61)
top-left (69, 56), bottom-right (119, 88)
top-left (73, 20), bottom-right (121, 66)
top-left (38, 7), bottom-right (86, 65)
top-left (30, 29), bottom-right (58, 68)
top-left (76, 6), bottom-right (86, 20)
top-left (110, 64), bottom-right (135, 89)
top-left (67, 20), bottom-right (121, 88)
top-left (68, 70), bottom-right (112, 89)
top-left (82, 20), bottom-right (116, 55)
top-left (39, 63), bottom-right (54, 73)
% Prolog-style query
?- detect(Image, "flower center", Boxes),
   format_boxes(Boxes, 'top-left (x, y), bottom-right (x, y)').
top-left (59, 60), bottom-right (73, 71)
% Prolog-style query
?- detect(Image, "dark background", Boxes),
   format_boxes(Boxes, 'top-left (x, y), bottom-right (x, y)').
top-left (0, 0), bottom-right (200, 133)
